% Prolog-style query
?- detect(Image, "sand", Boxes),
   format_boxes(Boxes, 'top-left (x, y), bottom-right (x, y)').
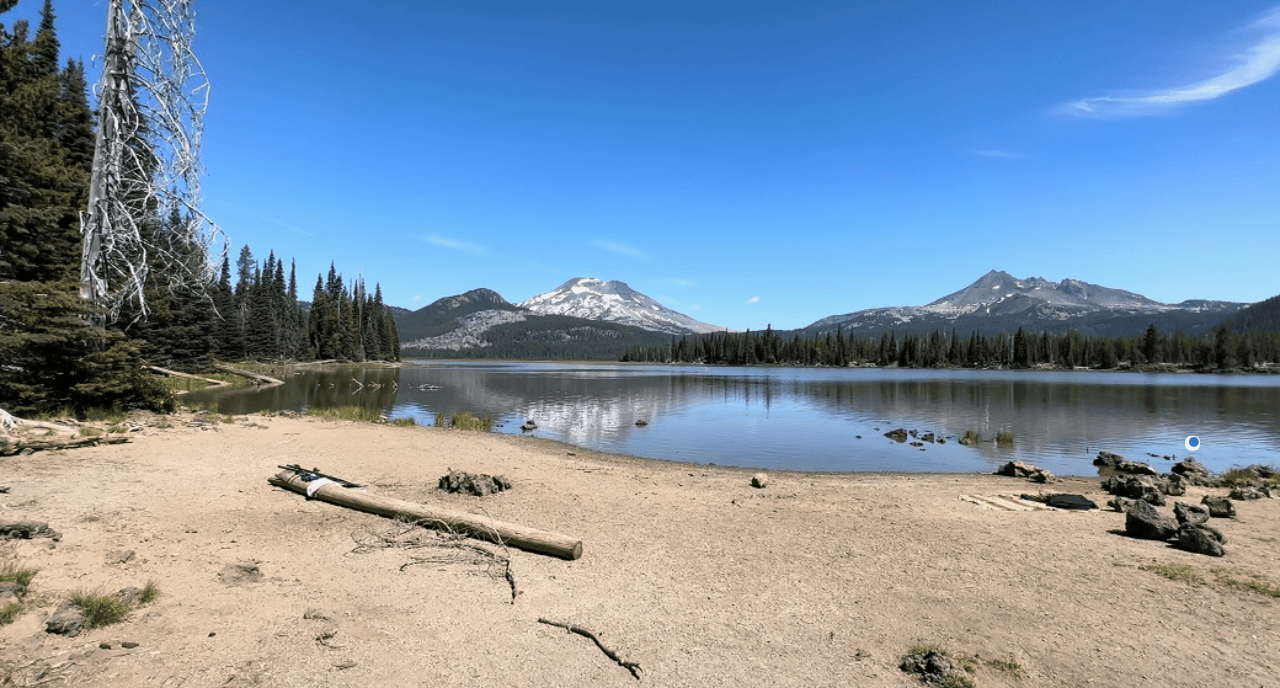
top-left (2, 412), bottom-right (1277, 687)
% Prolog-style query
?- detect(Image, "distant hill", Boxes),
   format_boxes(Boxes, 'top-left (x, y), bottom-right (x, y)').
top-left (394, 288), bottom-right (669, 358)
top-left (1218, 292), bottom-right (1280, 332)
top-left (803, 270), bottom-right (1247, 338)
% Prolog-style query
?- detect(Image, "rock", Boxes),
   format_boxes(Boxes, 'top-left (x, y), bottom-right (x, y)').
top-left (1101, 475), bottom-right (1166, 505)
top-left (105, 550), bottom-right (135, 565)
top-left (0, 520), bottom-right (61, 541)
top-left (1229, 487), bottom-right (1264, 501)
top-left (438, 470), bottom-right (512, 496)
top-left (884, 428), bottom-right (908, 442)
top-left (1176, 523), bottom-right (1226, 557)
top-left (634, 420), bottom-right (648, 427)
top-left (899, 650), bottom-right (969, 686)
top-left (1125, 500), bottom-right (1178, 541)
top-left (45, 601), bottom-right (87, 637)
top-left (958, 437), bottom-right (974, 446)
top-left (1161, 474), bottom-right (1187, 496)
top-left (520, 419), bottom-right (537, 432)
top-left (1173, 502), bottom-right (1209, 525)
top-left (1045, 494), bottom-right (1097, 510)
top-left (996, 461), bottom-right (1054, 482)
top-left (121, 641), bottom-right (140, 649)
top-left (1108, 496), bottom-right (1135, 512)
top-left (1031, 468), bottom-right (1056, 483)
top-left (218, 562), bottom-right (264, 584)
top-left (303, 608), bottom-right (333, 620)
top-left (920, 432), bottom-right (935, 443)
top-left (1094, 451), bottom-right (1157, 475)
top-left (750, 473), bottom-right (768, 489)
top-left (0, 581), bottom-right (25, 601)
top-left (1201, 495), bottom-right (1237, 518)
top-left (1172, 457), bottom-right (1210, 478)
top-left (114, 587), bottom-right (145, 606)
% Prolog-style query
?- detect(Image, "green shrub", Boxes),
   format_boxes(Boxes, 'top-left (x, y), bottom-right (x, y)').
top-left (436, 412), bottom-right (493, 432)
top-left (304, 406), bottom-right (384, 423)
top-left (69, 590), bottom-right (132, 629)
top-left (0, 603), bottom-right (24, 626)
top-left (139, 580), bottom-right (160, 604)
top-left (0, 562), bottom-right (38, 588)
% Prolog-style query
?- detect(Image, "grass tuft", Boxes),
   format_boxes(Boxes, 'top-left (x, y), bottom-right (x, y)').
top-left (139, 580), bottom-right (161, 604)
top-left (995, 430), bottom-right (1013, 447)
top-left (962, 430), bottom-right (981, 444)
top-left (0, 562), bottom-right (38, 588)
top-left (305, 406), bottom-right (384, 423)
top-left (1217, 573), bottom-right (1280, 598)
top-left (1140, 563), bottom-right (1205, 585)
top-left (985, 658), bottom-right (1025, 678)
top-left (1219, 467), bottom-right (1260, 488)
top-left (389, 417), bottom-right (418, 427)
top-left (0, 602), bottom-right (25, 626)
top-left (436, 412), bottom-right (494, 432)
top-left (69, 590), bottom-right (132, 629)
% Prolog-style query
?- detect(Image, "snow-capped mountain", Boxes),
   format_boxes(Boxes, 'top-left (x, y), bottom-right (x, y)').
top-left (520, 278), bottom-right (723, 335)
top-left (805, 270), bottom-right (1246, 337)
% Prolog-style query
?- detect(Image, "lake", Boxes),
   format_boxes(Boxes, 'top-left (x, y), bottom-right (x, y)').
top-left (183, 361), bottom-right (1280, 476)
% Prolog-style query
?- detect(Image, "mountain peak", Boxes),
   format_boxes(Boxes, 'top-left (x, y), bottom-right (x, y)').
top-left (521, 278), bottom-right (722, 335)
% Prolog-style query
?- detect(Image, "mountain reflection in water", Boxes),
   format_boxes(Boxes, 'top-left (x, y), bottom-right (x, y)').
top-left (183, 361), bottom-right (1280, 476)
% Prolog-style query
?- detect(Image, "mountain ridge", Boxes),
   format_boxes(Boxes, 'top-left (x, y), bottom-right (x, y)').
top-left (519, 277), bottom-right (724, 335)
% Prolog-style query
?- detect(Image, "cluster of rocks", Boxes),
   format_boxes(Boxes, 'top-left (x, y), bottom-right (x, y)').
top-left (1122, 499), bottom-right (1228, 557)
top-left (438, 470), bottom-right (512, 497)
top-left (899, 649), bottom-right (970, 686)
top-left (995, 460), bottom-right (1055, 483)
top-left (1096, 451), bottom-right (1276, 557)
top-left (883, 428), bottom-right (943, 447)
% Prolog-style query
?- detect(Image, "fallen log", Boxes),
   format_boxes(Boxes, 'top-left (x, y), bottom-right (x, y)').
top-left (268, 470), bottom-right (583, 560)
top-left (1, 434), bottom-right (130, 456)
top-left (214, 364), bottom-right (284, 387)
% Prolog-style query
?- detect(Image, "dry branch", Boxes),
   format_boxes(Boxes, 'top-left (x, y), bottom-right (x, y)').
top-left (215, 364), bottom-right (284, 387)
top-left (351, 518), bottom-right (519, 603)
top-left (538, 618), bottom-right (641, 680)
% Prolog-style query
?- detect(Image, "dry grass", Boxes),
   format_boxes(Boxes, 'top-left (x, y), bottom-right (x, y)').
top-left (69, 590), bottom-right (132, 629)
top-left (436, 412), bottom-right (494, 432)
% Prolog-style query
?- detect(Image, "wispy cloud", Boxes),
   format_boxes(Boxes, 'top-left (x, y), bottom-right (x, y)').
top-left (260, 214), bottom-right (315, 237)
top-left (746, 296), bottom-right (760, 304)
top-left (422, 234), bottom-right (486, 254)
top-left (591, 240), bottom-right (646, 260)
top-left (971, 148), bottom-right (1023, 160)
top-left (1061, 5), bottom-right (1280, 118)
top-left (668, 278), bottom-right (697, 287)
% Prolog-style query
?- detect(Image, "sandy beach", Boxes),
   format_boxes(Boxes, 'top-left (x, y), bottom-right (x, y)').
top-left (2, 412), bottom-right (1277, 687)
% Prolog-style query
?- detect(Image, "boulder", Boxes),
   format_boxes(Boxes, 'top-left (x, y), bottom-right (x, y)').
top-left (1101, 475), bottom-right (1166, 505)
top-left (1176, 523), bottom-right (1226, 557)
top-left (438, 471), bottom-right (512, 497)
top-left (1125, 500), bottom-right (1178, 541)
top-left (750, 473), bottom-right (769, 489)
top-left (1161, 474), bottom-right (1188, 496)
top-left (884, 428), bottom-right (908, 442)
top-left (45, 601), bottom-right (87, 637)
top-left (996, 461), bottom-right (1055, 483)
top-left (1173, 501), bottom-right (1209, 525)
top-left (0, 520), bottom-right (61, 541)
top-left (1229, 487), bottom-right (1264, 501)
top-left (1171, 457), bottom-right (1210, 479)
top-left (1094, 451), bottom-right (1157, 476)
top-left (899, 650), bottom-right (969, 686)
top-left (1201, 495), bottom-right (1236, 518)
top-left (1107, 496), bottom-right (1135, 513)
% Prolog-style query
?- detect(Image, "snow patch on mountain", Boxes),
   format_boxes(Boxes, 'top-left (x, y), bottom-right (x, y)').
top-left (520, 277), bottom-right (723, 335)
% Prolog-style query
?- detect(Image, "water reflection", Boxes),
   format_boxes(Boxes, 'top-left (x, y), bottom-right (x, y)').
top-left (182, 362), bottom-right (1280, 476)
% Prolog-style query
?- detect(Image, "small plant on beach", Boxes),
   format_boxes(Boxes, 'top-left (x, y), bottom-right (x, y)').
top-left (985, 657), bottom-right (1025, 678)
top-left (78, 426), bottom-right (105, 437)
top-left (0, 602), bottom-right (25, 625)
top-left (995, 430), bottom-right (1013, 447)
top-left (1215, 570), bottom-right (1280, 599)
top-left (436, 412), bottom-right (494, 432)
top-left (1141, 563), bottom-right (1205, 585)
top-left (69, 590), bottom-right (132, 629)
top-left (139, 580), bottom-right (161, 604)
top-left (0, 561), bottom-right (38, 588)
top-left (305, 406), bottom-right (384, 423)
top-left (390, 417), bottom-right (418, 427)
top-left (1219, 467), bottom-right (1260, 488)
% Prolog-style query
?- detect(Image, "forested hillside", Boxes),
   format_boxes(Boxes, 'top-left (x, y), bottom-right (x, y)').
top-left (621, 324), bottom-right (1280, 371)
top-left (0, 2), bottom-right (398, 416)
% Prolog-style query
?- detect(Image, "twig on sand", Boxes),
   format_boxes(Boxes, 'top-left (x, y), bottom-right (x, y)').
top-left (350, 516), bottom-right (520, 603)
top-left (538, 618), bottom-right (642, 680)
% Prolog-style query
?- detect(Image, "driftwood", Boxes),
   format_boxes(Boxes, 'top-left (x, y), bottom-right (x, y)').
top-left (146, 365), bottom-right (229, 389)
top-left (538, 618), bottom-right (641, 680)
top-left (1, 433), bottom-right (130, 456)
top-left (268, 470), bottom-right (583, 560)
top-left (214, 364), bottom-right (284, 387)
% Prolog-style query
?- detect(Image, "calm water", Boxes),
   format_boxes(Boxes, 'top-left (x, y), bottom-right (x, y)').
top-left (183, 361), bottom-right (1280, 476)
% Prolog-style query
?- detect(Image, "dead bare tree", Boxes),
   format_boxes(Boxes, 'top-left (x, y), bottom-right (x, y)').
top-left (80, 0), bottom-right (224, 323)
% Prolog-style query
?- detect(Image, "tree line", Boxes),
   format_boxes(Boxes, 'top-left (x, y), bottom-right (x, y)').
top-left (620, 324), bottom-right (1280, 371)
top-left (1, 3), bottom-right (398, 416)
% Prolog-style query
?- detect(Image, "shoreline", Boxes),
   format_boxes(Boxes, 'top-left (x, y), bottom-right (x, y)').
top-left (3, 412), bottom-right (1277, 686)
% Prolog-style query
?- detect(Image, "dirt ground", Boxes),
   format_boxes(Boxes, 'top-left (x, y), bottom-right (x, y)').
top-left (2, 411), bottom-right (1277, 687)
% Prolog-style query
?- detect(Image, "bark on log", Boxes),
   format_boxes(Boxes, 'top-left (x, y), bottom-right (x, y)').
top-left (268, 471), bottom-right (583, 560)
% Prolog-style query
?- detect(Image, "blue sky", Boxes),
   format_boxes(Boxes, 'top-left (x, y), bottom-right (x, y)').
top-left (42, 1), bottom-right (1280, 330)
